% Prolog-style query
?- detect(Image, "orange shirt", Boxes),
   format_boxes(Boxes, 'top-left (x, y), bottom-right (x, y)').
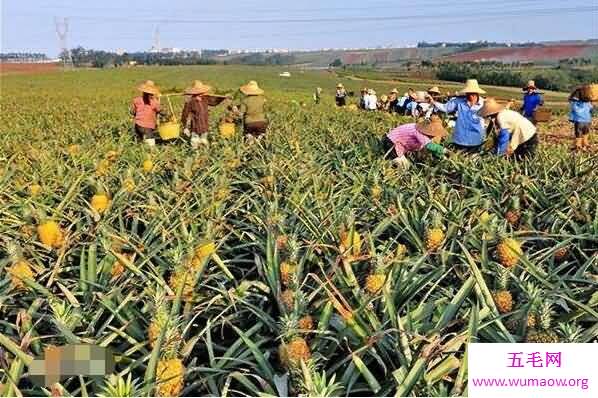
top-left (131, 96), bottom-right (160, 129)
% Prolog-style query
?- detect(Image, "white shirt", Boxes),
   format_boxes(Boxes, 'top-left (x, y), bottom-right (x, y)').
top-left (365, 94), bottom-right (378, 110)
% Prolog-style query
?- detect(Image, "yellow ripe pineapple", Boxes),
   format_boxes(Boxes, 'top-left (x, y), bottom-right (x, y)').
top-left (505, 197), bottom-right (521, 227)
top-left (297, 315), bottom-right (314, 331)
top-left (169, 270), bottom-right (195, 302)
top-left (29, 184), bottom-right (42, 197)
top-left (280, 261), bottom-right (297, 287)
top-left (91, 193), bottom-right (110, 214)
top-left (106, 150), bottom-right (118, 162)
top-left (194, 242), bottom-right (216, 260)
top-left (340, 226), bottom-right (361, 258)
top-left (425, 212), bottom-right (446, 252)
top-left (479, 210), bottom-right (491, 225)
top-left (497, 238), bottom-right (523, 268)
top-left (143, 159), bottom-right (154, 173)
top-left (364, 273), bottom-right (385, 294)
top-left (279, 337), bottom-right (311, 369)
top-left (395, 244), bottom-right (408, 260)
top-left (281, 289), bottom-right (294, 311)
top-left (156, 358), bottom-right (184, 397)
top-left (371, 184), bottom-right (382, 201)
top-left (123, 177), bottom-right (136, 193)
top-left (37, 221), bottom-right (64, 249)
top-left (7, 260), bottom-right (35, 290)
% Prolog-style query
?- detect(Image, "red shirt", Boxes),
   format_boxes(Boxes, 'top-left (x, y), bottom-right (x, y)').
top-left (131, 96), bottom-right (161, 129)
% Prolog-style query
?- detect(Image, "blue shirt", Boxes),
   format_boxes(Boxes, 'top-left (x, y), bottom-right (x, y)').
top-left (522, 92), bottom-right (543, 118)
top-left (569, 100), bottom-right (593, 123)
top-left (435, 97), bottom-right (485, 146)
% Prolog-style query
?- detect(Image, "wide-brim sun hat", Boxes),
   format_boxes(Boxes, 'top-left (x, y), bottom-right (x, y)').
top-left (184, 80), bottom-right (212, 95)
top-left (427, 86), bottom-right (441, 95)
top-left (391, 88), bottom-right (399, 94)
top-left (414, 91), bottom-right (429, 103)
top-left (337, 83), bottom-right (344, 88)
top-left (137, 80), bottom-right (160, 95)
top-left (477, 97), bottom-right (505, 118)
top-left (240, 80), bottom-right (264, 95)
top-left (459, 79), bottom-right (486, 95)
top-left (380, 95), bottom-right (388, 102)
top-left (416, 115), bottom-right (448, 138)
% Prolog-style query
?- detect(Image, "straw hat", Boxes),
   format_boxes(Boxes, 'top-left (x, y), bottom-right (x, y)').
top-left (380, 95), bottom-right (388, 102)
top-left (416, 115), bottom-right (448, 138)
top-left (478, 97), bottom-right (505, 118)
top-left (414, 91), bottom-right (429, 103)
top-left (523, 80), bottom-right (537, 91)
top-left (459, 79), bottom-right (486, 95)
top-left (390, 88), bottom-right (399, 94)
top-left (137, 80), bottom-right (160, 95)
top-left (361, 87), bottom-right (368, 93)
top-left (184, 80), bottom-right (212, 95)
top-left (337, 83), bottom-right (344, 89)
top-left (427, 86), bottom-right (441, 95)
top-left (368, 89), bottom-right (376, 95)
top-left (240, 80), bottom-right (264, 95)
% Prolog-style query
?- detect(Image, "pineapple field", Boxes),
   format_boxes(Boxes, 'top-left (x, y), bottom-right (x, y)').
top-left (0, 65), bottom-right (597, 397)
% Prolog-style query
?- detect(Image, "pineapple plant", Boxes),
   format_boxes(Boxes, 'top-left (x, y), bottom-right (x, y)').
top-left (496, 237), bottom-right (523, 268)
top-left (492, 267), bottom-right (513, 314)
top-left (424, 212), bottom-right (445, 252)
top-left (143, 158), bottom-right (154, 173)
top-left (279, 337), bottom-right (311, 369)
top-left (526, 302), bottom-right (559, 343)
top-left (364, 273), bottom-right (386, 295)
top-left (339, 224), bottom-right (361, 258)
top-left (280, 237), bottom-right (300, 287)
top-left (5, 242), bottom-right (36, 291)
top-left (37, 220), bottom-right (65, 249)
top-left (281, 289), bottom-right (295, 311)
top-left (297, 315), bottom-right (314, 331)
top-left (505, 197), bottom-right (521, 226)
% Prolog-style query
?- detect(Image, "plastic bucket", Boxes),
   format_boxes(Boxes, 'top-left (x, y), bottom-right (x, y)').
top-left (159, 121), bottom-right (180, 140)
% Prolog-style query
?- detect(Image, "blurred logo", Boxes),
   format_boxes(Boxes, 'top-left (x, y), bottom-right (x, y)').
top-left (28, 344), bottom-right (114, 387)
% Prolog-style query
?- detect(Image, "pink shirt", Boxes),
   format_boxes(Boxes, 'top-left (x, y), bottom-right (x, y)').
top-left (131, 96), bottom-right (161, 129)
top-left (386, 123), bottom-right (431, 156)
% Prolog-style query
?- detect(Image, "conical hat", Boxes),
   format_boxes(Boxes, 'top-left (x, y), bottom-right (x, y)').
top-left (416, 115), bottom-right (448, 138)
top-left (137, 80), bottom-right (160, 95)
top-left (459, 79), bottom-right (486, 95)
top-left (337, 83), bottom-right (344, 88)
top-left (240, 80), bottom-right (264, 95)
top-left (523, 80), bottom-right (537, 91)
top-left (184, 80), bottom-right (212, 95)
top-left (478, 97), bottom-right (505, 118)
top-left (380, 95), bottom-right (388, 102)
top-left (390, 88), bottom-right (399, 94)
top-left (428, 86), bottom-right (441, 95)
top-left (414, 91), bottom-right (429, 103)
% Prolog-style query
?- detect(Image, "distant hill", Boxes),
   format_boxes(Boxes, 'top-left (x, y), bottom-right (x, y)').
top-left (440, 44), bottom-right (598, 63)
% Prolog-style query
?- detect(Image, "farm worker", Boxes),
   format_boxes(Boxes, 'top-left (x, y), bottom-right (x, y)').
top-left (397, 88), bottom-right (415, 114)
top-left (365, 89), bottom-right (378, 111)
top-left (520, 80), bottom-right (544, 123)
top-left (478, 97), bottom-right (538, 159)
top-left (130, 80), bottom-right (167, 147)
top-left (568, 89), bottom-right (594, 151)
top-left (239, 80), bottom-right (268, 139)
top-left (314, 87), bottom-right (323, 104)
top-left (359, 88), bottom-right (368, 109)
top-left (427, 86), bottom-right (442, 101)
top-left (180, 80), bottom-right (216, 148)
top-left (380, 115), bottom-right (451, 169)
top-left (430, 79), bottom-right (486, 152)
top-left (388, 88), bottom-right (399, 113)
top-left (378, 95), bottom-right (390, 111)
top-left (335, 83), bottom-right (348, 107)
top-left (412, 91), bottom-right (432, 118)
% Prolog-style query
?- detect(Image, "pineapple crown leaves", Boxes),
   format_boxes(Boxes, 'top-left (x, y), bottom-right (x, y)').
top-left (538, 301), bottom-right (554, 331)
top-left (278, 314), bottom-right (300, 340)
top-left (99, 373), bottom-right (141, 398)
top-left (287, 236), bottom-right (301, 263)
top-left (495, 266), bottom-right (510, 291)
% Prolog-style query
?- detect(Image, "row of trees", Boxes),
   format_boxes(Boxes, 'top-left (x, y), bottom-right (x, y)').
top-left (60, 47), bottom-right (219, 68)
top-left (435, 63), bottom-right (598, 91)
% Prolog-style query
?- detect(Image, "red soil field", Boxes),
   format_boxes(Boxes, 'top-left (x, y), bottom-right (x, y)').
top-left (0, 62), bottom-right (61, 75)
top-left (443, 45), bottom-right (594, 63)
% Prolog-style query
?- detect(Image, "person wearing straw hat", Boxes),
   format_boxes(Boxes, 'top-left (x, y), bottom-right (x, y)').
top-left (335, 83), bottom-right (348, 107)
top-left (388, 88), bottom-right (399, 113)
top-left (365, 89), bottom-right (378, 111)
top-left (130, 80), bottom-right (168, 146)
top-left (478, 97), bottom-right (538, 159)
top-left (381, 115), bottom-right (451, 169)
top-left (180, 80), bottom-right (216, 148)
top-left (378, 94), bottom-right (390, 111)
top-left (520, 80), bottom-right (544, 124)
top-left (427, 86), bottom-right (442, 101)
top-left (430, 79), bottom-right (486, 152)
top-left (359, 88), bottom-right (368, 110)
top-left (239, 80), bottom-right (268, 139)
top-left (568, 89), bottom-right (594, 151)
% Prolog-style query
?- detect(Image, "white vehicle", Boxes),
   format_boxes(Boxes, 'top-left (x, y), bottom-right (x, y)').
top-left (279, 72), bottom-right (291, 77)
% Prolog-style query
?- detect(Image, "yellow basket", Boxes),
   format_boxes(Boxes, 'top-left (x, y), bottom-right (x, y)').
top-left (219, 122), bottom-right (236, 138)
top-left (159, 121), bottom-right (180, 140)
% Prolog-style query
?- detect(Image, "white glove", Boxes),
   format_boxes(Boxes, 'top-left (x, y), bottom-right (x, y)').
top-left (392, 155), bottom-right (411, 169)
top-left (183, 128), bottom-right (190, 137)
top-left (144, 138), bottom-right (156, 147)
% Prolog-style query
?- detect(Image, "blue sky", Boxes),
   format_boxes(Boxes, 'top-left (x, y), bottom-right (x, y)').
top-left (2, 0), bottom-right (597, 56)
